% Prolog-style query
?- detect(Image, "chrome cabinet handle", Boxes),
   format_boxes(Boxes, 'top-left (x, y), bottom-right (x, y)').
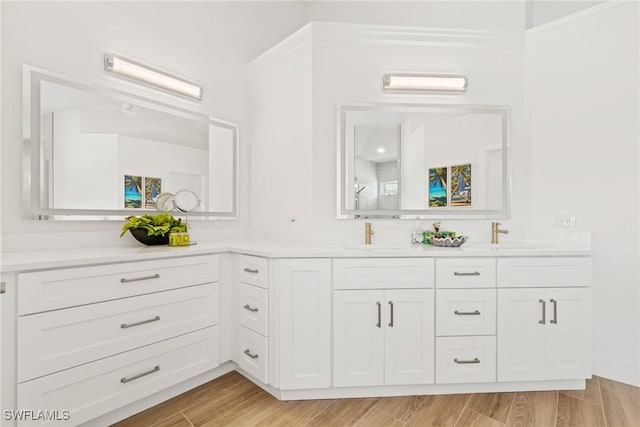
top-left (243, 304), bottom-right (259, 313)
top-left (388, 301), bottom-right (394, 327)
top-left (454, 358), bottom-right (480, 364)
top-left (121, 315), bottom-right (160, 329)
top-left (243, 267), bottom-right (259, 274)
top-left (454, 310), bottom-right (481, 316)
top-left (244, 349), bottom-right (259, 359)
top-left (550, 299), bottom-right (557, 324)
top-left (539, 299), bottom-right (546, 324)
top-left (120, 365), bottom-right (160, 383)
top-left (454, 271), bottom-right (480, 276)
top-left (376, 301), bottom-right (381, 328)
top-left (120, 273), bottom-right (160, 283)
top-left (0, 282), bottom-right (5, 294)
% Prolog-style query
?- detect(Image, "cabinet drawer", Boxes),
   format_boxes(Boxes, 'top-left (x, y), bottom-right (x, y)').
top-left (497, 257), bottom-right (592, 288)
top-left (18, 283), bottom-right (219, 383)
top-left (436, 289), bottom-right (496, 336)
top-left (436, 336), bottom-right (496, 384)
top-left (239, 283), bottom-right (268, 336)
top-left (333, 258), bottom-right (434, 290)
top-left (238, 326), bottom-right (268, 384)
top-left (238, 255), bottom-right (269, 288)
top-left (18, 255), bottom-right (220, 315)
top-left (436, 258), bottom-right (496, 288)
top-left (17, 327), bottom-right (219, 426)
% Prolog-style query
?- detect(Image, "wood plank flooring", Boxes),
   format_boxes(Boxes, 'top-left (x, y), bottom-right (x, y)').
top-left (113, 374), bottom-right (640, 427)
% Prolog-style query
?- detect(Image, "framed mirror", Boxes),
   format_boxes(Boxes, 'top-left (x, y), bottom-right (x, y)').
top-left (338, 103), bottom-right (510, 219)
top-left (23, 66), bottom-right (238, 220)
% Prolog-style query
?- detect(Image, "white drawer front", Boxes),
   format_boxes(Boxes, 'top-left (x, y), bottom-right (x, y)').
top-left (17, 327), bottom-right (219, 426)
top-left (333, 258), bottom-right (435, 290)
top-left (436, 336), bottom-right (496, 384)
top-left (238, 326), bottom-right (268, 384)
top-left (238, 255), bottom-right (269, 288)
top-left (239, 283), bottom-right (268, 336)
top-left (18, 283), bottom-right (219, 383)
top-left (497, 257), bottom-right (592, 288)
top-left (436, 289), bottom-right (496, 336)
top-left (436, 258), bottom-right (496, 289)
top-left (18, 255), bottom-right (220, 315)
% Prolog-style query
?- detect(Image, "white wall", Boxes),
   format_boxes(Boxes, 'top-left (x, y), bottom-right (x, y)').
top-left (526, 1), bottom-right (640, 385)
top-left (247, 29), bottom-right (313, 241)
top-left (309, 24), bottom-right (526, 244)
top-left (0, 2), bottom-right (309, 250)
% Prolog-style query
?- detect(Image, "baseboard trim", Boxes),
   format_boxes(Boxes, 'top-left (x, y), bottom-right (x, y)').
top-left (593, 353), bottom-right (640, 387)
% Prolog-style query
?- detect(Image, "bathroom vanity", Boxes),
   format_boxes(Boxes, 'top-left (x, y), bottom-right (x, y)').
top-left (0, 242), bottom-right (591, 426)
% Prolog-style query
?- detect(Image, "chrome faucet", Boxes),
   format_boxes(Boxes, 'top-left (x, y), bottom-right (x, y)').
top-left (491, 222), bottom-right (509, 244)
top-left (364, 222), bottom-right (375, 245)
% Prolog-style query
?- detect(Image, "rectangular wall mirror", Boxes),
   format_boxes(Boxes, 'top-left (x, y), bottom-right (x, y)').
top-left (23, 66), bottom-right (238, 220)
top-left (338, 103), bottom-right (510, 219)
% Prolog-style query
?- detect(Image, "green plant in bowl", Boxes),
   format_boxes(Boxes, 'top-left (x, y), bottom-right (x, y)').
top-left (120, 213), bottom-right (187, 245)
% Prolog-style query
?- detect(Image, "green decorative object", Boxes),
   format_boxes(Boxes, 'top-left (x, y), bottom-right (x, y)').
top-left (120, 212), bottom-right (187, 246)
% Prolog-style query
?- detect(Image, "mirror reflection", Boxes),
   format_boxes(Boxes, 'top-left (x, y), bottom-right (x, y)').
top-left (24, 67), bottom-right (238, 219)
top-left (340, 104), bottom-right (509, 218)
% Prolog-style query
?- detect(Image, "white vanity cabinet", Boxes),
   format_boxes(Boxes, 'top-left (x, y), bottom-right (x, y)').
top-left (270, 258), bottom-right (332, 390)
top-left (333, 289), bottom-right (434, 386)
top-left (434, 258), bottom-right (497, 384)
top-left (333, 258), bottom-right (435, 387)
top-left (15, 255), bottom-right (221, 426)
top-left (497, 257), bottom-right (592, 382)
top-left (236, 255), bottom-right (269, 383)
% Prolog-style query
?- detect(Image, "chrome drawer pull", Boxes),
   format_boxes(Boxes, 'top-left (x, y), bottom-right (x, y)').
top-left (243, 267), bottom-right (259, 274)
top-left (243, 304), bottom-right (259, 313)
top-left (550, 299), bottom-right (558, 324)
top-left (120, 365), bottom-right (160, 383)
top-left (454, 358), bottom-right (480, 364)
top-left (539, 299), bottom-right (546, 324)
top-left (388, 301), bottom-right (394, 327)
top-left (244, 349), bottom-right (259, 359)
top-left (376, 301), bottom-right (382, 328)
top-left (0, 282), bottom-right (5, 294)
top-left (121, 315), bottom-right (160, 329)
top-left (120, 273), bottom-right (160, 283)
top-left (454, 310), bottom-right (481, 316)
top-left (454, 271), bottom-right (480, 276)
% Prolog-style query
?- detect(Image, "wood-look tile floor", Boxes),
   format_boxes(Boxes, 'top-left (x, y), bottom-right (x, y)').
top-left (113, 373), bottom-right (640, 427)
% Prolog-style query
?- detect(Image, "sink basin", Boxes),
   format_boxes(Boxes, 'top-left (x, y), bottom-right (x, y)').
top-left (465, 243), bottom-right (537, 250)
top-left (342, 244), bottom-right (408, 251)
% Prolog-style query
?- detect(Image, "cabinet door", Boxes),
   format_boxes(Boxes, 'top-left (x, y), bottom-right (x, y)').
top-left (545, 288), bottom-right (591, 380)
top-left (278, 259), bottom-right (331, 390)
top-left (334, 290), bottom-right (385, 387)
top-left (497, 289), bottom-right (546, 381)
top-left (384, 289), bottom-right (434, 385)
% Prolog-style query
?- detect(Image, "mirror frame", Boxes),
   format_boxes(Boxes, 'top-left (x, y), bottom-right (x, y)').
top-left (337, 103), bottom-right (511, 219)
top-left (23, 65), bottom-right (239, 220)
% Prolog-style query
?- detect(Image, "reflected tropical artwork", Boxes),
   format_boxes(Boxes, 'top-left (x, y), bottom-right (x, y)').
top-left (428, 167), bottom-right (448, 207)
top-left (451, 164), bottom-right (472, 207)
top-left (144, 177), bottom-right (162, 209)
top-left (124, 175), bottom-right (142, 208)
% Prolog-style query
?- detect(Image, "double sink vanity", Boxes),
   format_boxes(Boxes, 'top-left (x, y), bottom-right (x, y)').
top-left (0, 239), bottom-right (592, 426)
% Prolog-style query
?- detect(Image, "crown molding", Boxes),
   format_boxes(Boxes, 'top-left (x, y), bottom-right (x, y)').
top-left (526, 0), bottom-right (636, 44)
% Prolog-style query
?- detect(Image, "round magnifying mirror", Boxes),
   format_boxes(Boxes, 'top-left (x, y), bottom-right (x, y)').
top-left (155, 193), bottom-right (175, 212)
top-left (173, 189), bottom-right (200, 213)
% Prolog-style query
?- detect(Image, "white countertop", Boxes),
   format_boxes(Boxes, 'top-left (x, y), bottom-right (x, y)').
top-left (0, 239), bottom-right (591, 273)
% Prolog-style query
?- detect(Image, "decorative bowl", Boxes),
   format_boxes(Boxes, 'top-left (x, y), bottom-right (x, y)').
top-left (429, 235), bottom-right (467, 247)
top-left (129, 228), bottom-right (169, 246)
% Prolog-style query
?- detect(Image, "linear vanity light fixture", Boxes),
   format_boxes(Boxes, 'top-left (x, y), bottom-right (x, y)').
top-left (383, 74), bottom-right (467, 93)
top-left (104, 54), bottom-right (203, 100)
